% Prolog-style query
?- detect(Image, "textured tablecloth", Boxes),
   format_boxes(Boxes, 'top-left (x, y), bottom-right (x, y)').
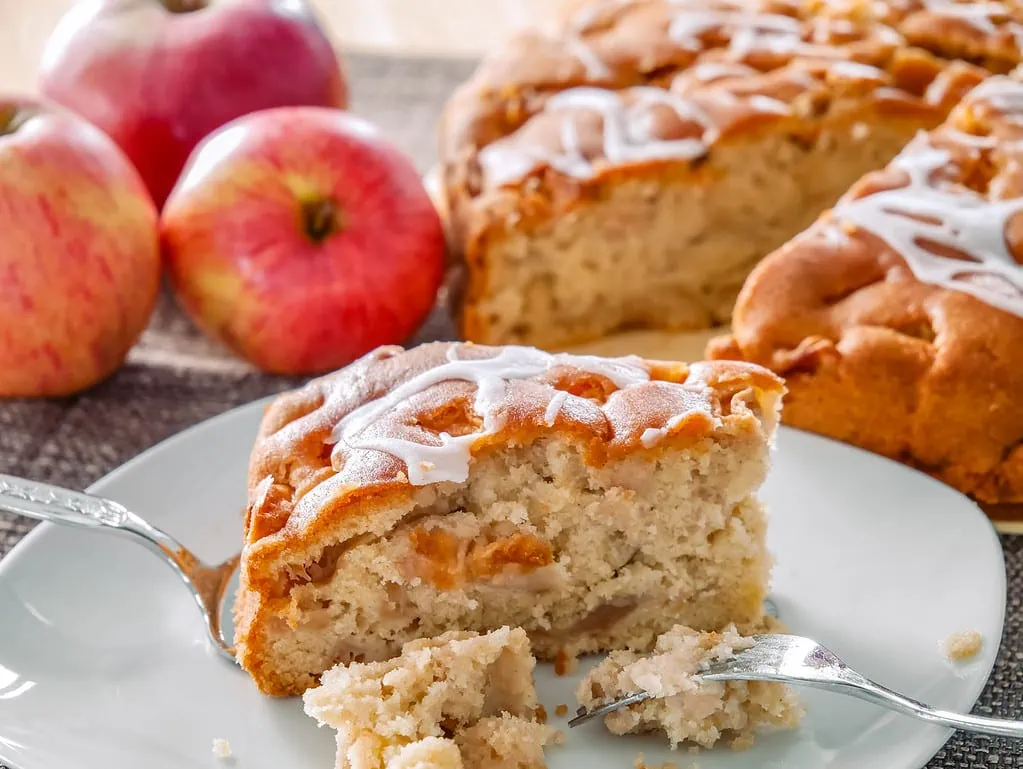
top-left (0, 52), bottom-right (1020, 769)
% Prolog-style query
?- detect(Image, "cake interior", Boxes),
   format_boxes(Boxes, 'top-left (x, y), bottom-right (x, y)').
top-left (577, 624), bottom-right (802, 750)
top-left (302, 627), bottom-right (557, 769)
top-left (255, 427), bottom-right (771, 695)
top-left (465, 115), bottom-right (925, 347)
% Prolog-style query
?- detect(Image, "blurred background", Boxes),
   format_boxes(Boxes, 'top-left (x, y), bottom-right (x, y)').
top-left (0, 0), bottom-right (553, 90)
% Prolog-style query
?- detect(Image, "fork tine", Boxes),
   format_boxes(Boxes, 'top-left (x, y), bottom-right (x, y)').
top-left (569, 635), bottom-right (835, 728)
top-left (567, 690), bottom-right (653, 727)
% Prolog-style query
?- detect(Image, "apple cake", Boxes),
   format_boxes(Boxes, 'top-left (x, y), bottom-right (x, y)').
top-left (234, 341), bottom-right (783, 695)
top-left (303, 627), bottom-right (559, 769)
top-left (708, 74), bottom-right (1023, 507)
top-left (577, 624), bottom-right (802, 750)
top-left (437, 0), bottom-right (1023, 348)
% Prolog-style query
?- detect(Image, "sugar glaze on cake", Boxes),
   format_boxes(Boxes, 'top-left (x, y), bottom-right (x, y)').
top-left (830, 78), bottom-right (1023, 317)
top-left (440, 0), bottom-right (1023, 348)
top-left (709, 72), bottom-right (1023, 505)
top-left (234, 342), bottom-right (783, 696)
top-left (330, 345), bottom-right (676, 486)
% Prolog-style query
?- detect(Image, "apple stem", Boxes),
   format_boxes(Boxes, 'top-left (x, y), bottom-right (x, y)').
top-left (303, 199), bottom-right (340, 243)
top-left (0, 106), bottom-right (30, 137)
top-left (160, 0), bottom-right (208, 12)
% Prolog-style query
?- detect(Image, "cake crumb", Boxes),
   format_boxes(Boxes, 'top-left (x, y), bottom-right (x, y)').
top-left (633, 752), bottom-right (678, 769)
top-left (212, 738), bottom-right (232, 759)
top-left (554, 648), bottom-right (578, 676)
top-left (730, 731), bottom-right (755, 751)
top-left (945, 630), bottom-right (983, 661)
top-left (579, 626), bottom-right (801, 751)
top-left (535, 704), bottom-right (548, 724)
top-left (304, 628), bottom-right (557, 767)
top-left (555, 704), bottom-right (569, 717)
top-left (552, 729), bottom-right (566, 745)
top-left (419, 460), bottom-right (436, 472)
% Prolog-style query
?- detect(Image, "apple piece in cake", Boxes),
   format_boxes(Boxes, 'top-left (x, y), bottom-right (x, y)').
top-left (577, 624), bottom-right (802, 750)
top-left (302, 627), bottom-right (558, 769)
top-left (234, 342), bottom-right (783, 696)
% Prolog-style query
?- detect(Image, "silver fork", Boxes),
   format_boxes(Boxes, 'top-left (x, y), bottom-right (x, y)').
top-left (570, 633), bottom-right (1023, 738)
top-left (0, 473), bottom-right (239, 664)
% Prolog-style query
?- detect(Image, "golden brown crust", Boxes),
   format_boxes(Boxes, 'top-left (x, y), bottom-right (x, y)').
top-left (709, 74), bottom-right (1023, 504)
top-left (438, 0), bottom-right (1023, 344)
top-left (235, 343), bottom-right (783, 695)
top-left (243, 342), bottom-right (781, 553)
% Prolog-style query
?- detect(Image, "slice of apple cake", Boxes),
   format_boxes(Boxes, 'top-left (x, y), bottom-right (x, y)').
top-left (234, 342), bottom-right (783, 696)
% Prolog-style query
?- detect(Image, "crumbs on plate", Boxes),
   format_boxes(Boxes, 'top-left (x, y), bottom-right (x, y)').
top-left (212, 738), bottom-right (232, 759)
top-left (554, 648), bottom-right (579, 676)
top-left (944, 630), bottom-right (982, 662)
top-left (634, 752), bottom-right (679, 769)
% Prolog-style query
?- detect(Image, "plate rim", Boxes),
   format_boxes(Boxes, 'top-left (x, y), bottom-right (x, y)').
top-left (0, 399), bottom-right (1007, 769)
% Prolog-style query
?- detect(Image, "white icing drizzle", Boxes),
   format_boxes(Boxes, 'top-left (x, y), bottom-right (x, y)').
top-left (562, 2), bottom-right (813, 101)
top-left (480, 86), bottom-right (715, 187)
top-left (745, 93), bottom-right (791, 113)
top-left (563, 0), bottom-right (634, 80)
top-left (638, 381), bottom-right (716, 447)
top-left (683, 61), bottom-right (759, 83)
top-left (820, 18), bottom-right (857, 38)
top-left (920, 1), bottom-right (1009, 33)
top-left (479, 2), bottom-right (895, 189)
top-left (831, 118), bottom-right (1023, 318)
top-left (828, 60), bottom-right (886, 81)
top-left (923, 67), bottom-right (968, 106)
top-left (668, 8), bottom-right (803, 56)
top-left (920, 0), bottom-right (1023, 52)
top-left (565, 35), bottom-right (613, 80)
top-left (544, 390), bottom-right (570, 426)
top-left (970, 74), bottom-right (1023, 125)
top-left (329, 346), bottom-right (652, 486)
top-left (571, 0), bottom-right (632, 35)
top-left (640, 416), bottom-right (686, 448)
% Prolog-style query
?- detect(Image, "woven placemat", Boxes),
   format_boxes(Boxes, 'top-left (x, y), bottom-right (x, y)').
top-left (0, 52), bottom-right (1020, 768)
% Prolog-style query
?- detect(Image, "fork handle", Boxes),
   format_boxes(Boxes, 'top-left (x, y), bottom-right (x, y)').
top-left (707, 664), bottom-right (1023, 739)
top-left (0, 472), bottom-right (183, 560)
top-left (843, 678), bottom-right (1023, 738)
top-left (0, 473), bottom-right (133, 529)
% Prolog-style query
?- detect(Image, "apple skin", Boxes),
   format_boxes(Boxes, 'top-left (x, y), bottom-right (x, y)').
top-left (0, 98), bottom-right (160, 397)
top-left (39, 0), bottom-right (347, 208)
top-left (160, 107), bottom-right (446, 375)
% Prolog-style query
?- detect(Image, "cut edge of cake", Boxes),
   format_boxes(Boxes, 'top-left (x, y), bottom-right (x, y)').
top-left (707, 71), bottom-right (1023, 505)
top-left (437, 0), bottom-right (1023, 348)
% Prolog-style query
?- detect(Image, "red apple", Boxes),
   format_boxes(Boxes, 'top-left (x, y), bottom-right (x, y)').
top-left (160, 107), bottom-right (446, 375)
top-left (0, 98), bottom-right (160, 397)
top-left (39, 0), bottom-right (347, 208)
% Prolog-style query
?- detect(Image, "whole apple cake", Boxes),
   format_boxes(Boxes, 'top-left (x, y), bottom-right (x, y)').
top-left (438, 0), bottom-right (1023, 349)
top-left (708, 73), bottom-right (1023, 507)
top-left (234, 342), bottom-right (783, 695)
top-left (577, 624), bottom-right (802, 750)
top-left (303, 627), bottom-right (559, 769)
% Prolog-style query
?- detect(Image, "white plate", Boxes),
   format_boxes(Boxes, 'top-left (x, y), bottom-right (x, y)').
top-left (0, 401), bottom-right (1005, 769)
